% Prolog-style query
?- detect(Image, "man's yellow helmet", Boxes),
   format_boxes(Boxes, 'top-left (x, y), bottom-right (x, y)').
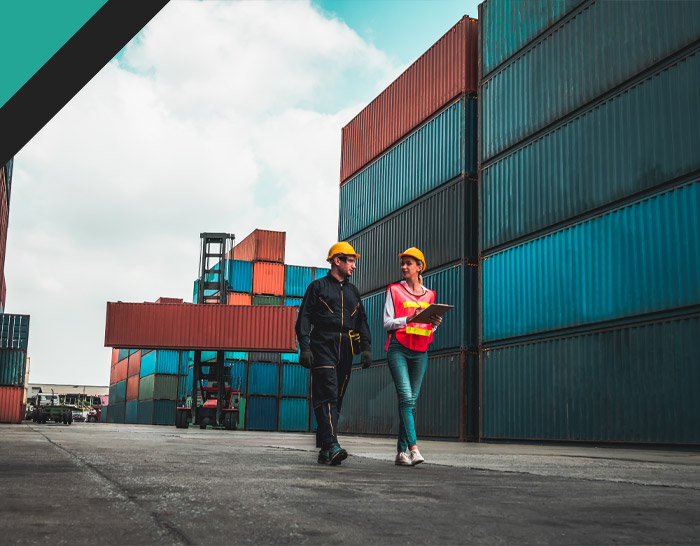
top-left (327, 242), bottom-right (360, 262)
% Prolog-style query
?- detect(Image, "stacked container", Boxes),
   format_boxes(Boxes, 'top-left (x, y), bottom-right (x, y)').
top-left (0, 160), bottom-right (13, 313)
top-left (337, 16), bottom-right (480, 440)
top-left (137, 349), bottom-right (179, 425)
top-left (478, 0), bottom-right (700, 444)
top-left (107, 348), bottom-right (128, 423)
top-left (0, 313), bottom-right (29, 423)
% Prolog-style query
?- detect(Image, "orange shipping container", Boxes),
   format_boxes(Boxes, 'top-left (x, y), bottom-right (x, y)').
top-left (252, 262), bottom-right (284, 296)
top-left (114, 358), bottom-right (128, 383)
top-left (110, 364), bottom-right (116, 385)
top-left (126, 375), bottom-right (140, 400)
top-left (0, 386), bottom-right (24, 423)
top-left (230, 229), bottom-right (285, 263)
top-left (111, 348), bottom-right (119, 366)
top-left (127, 351), bottom-right (141, 377)
top-left (227, 292), bottom-right (252, 305)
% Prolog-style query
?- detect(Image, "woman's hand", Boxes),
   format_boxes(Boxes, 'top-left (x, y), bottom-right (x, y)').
top-left (429, 315), bottom-right (442, 327)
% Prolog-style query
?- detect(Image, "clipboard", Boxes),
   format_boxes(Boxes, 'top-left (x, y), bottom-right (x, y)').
top-left (410, 304), bottom-right (454, 324)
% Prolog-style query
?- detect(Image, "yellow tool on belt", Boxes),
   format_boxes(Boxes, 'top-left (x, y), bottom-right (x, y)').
top-left (348, 330), bottom-right (361, 355)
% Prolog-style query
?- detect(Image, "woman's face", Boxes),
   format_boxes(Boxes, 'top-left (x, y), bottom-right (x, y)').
top-left (400, 257), bottom-right (422, 279)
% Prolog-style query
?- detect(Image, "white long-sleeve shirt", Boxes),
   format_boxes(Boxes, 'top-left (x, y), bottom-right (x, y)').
top-left (383, 280), bottom-right (439, 332)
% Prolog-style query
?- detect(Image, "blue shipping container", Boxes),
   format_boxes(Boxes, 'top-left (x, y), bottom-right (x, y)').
top-left (339, 97), bottom-right (477, 240)
top-left (111, 380), bottom-right (127, 404)
top-left (285, 298), bottom-right (302, 307)
top-left (228, 360), bottom-right (247, 393)
top-left (0, 349), bottom-right (26, 386)
top-left (140, 350), bottom-right (180, 377)
top-left (280, 349), bottom-right (300, 364)
top-left (279, 398), bottom-right (308, 432)
top-left (314, 268), bottom-right (330, 280)
top-left (137, 400), bottom-right (176, 426)
top-left (125, 400), bottom-right (138, 424)
top-left (227, 259), bottom-right (253, 293)
top-left (280, 364), bottom-right (308, 397)
top-left (483, 179), bottom-right (700, 342)
top-left (248, 362), bottom-right (279, 395)
top-left (285, 266), bottom-right (314, 298)
top-left (246, 396), bottom-right (278, 431)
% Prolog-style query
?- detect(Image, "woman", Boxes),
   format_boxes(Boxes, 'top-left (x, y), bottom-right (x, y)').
top-left (383, 247), bottom-right (441, 466)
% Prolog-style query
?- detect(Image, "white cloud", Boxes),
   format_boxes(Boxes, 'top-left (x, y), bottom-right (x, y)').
top-left (8, 0), bottom-right (400, 385)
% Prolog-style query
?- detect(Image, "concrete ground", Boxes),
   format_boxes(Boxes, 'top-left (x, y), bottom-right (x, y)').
top-left (2, 423), bottom-right (700, 545)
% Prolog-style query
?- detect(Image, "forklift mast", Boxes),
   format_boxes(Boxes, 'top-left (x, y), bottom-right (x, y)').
top-left (191, 232), bottom-right (235, 427)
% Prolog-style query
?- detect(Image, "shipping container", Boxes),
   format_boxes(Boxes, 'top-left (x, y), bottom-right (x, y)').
top-left (340, 16), bottom-right (477, 184)
top-left (107, 402), bottom-right (125, 424)
top-left (110, 380), bottom-right (127, 404)
top-left (227, 292), bottom-right (252, 305)
top-left (100, 405), bottom-right (108, 423)
top-left (248, 352), bottom-right (280, 363)
top-left (482, 311), bottom-right (700, 444)
top-left (479, 0), bottom-right (581, 76)
top-left (179, 351), bottom-right (188, 375)
top-left (230, 229), bottom-right (285, 264)
top-left (137, 399), bottom-right (176, 426)
top-left (252, 262), bottom-right (284, 296)
top-left (314, 268), bottom-right (330, 280)
top-left (280, 350), bottom-right (299, 364)
top-left (340, 352), bottom-right (474, 439)
top-left (252, 295), bottom-right (283, 306)
top-left (104, 302), bottom-right (297, 352)
top-left (155, 297), bottom-right (183, 304)
top-left (285, 298), bottom-right (302, 307)
top-left (280, 364), bottom-right (308, 397)
top-left (348, 177), bottom-right (477, 295)
top-left (110, 348), bottom-right (118, 366)
top-left (228, 360), bottom-right (247, 393)
top-left (125, 400), bottom-right (138, 424)
top-left (0, 314), bottom-right (29, 350)
top-left (482, 179), bottom-right (700, 342)
top-left (118, 348), bottom-right (129, 361)
top-left (480, 1), bottom-right (700, 161)
top-left (360, 262), bottom-right (477, 364)
top-left (127, 351), bottom-right (141, 377)
top-left (0, 349), bottom-right (26, 386)
top-left (126, 375), bottom-right (139, 401)
top-left (284, 265), bottom-right (314, 297)
top-left (139, 349), bottom-right (179, 377)
top-left (248, 362), bottom-right (278, 396)
top-left (0, 385), bottom-right (23, 423)
top-left (138, 374), bottom-right (179, 401)
top-left (481, 47), bottom-right (700, 250)
top-left (339, 97), bottom-right (477, 240)
top-left (279, 398), bottom-right (308, 432)
top-left (113, 358), bottom-right (128, 384)
top-left (246, 396), bottom-right (278, 431)
top-left (178, 373), bottom-right (188, 401)
top-left (226, 351), bottom-right (248, 361)
top-left (226, 259), bottom-right (253, 293)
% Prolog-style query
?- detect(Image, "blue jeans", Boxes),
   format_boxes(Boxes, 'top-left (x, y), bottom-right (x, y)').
top-left (387, 337), bottom-right (428, 453)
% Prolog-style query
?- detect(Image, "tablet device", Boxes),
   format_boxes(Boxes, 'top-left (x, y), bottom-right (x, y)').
top-left (410, 304), bottom-right (454, 324)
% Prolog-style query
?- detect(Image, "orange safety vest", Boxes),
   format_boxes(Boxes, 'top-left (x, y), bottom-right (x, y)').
top-left (385, 282), bottom-right (436, 352)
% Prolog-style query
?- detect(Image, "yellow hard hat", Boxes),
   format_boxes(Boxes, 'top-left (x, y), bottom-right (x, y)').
top-left (327, 242), bottom-right (360, 262)
top-left (399, 247), bottom-right (426, 271)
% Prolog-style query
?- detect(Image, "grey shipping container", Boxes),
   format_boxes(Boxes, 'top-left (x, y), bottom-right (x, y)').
top-left (481, 311), bottom-right (700, 444)
top-left (481, 45), bottom-right (700, 250)
top-left (480, 0), bottom-right (700, 161)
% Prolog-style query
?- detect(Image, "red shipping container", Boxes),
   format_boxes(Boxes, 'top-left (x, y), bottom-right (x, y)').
top-left (227, 292), bottom-right (252, 305)
top-left (104, 302), bottom-right (297, 351)
top-left (109, 364), bottom-right (116, 385)
top-left (229, 229), bottom-right (285, 263)
top-left (114, 358), bottom-right (128, 383)
top-left (252, 262), bottom-right (284, 296)
top-left (340, 16), bottom-right (477, 185)
top-left (155, 297), bottom-right (183, 304)
top-left (127, 351), bottom-right (141, 377)
top-left (111, 348), bottom-right (119, 366)
top-left (126, 375), bottom-right (140, 400)
top-left (0, 386), bottom-right (24, 423)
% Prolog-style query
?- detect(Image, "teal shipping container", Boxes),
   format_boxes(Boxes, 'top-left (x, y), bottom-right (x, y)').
top-left (137, 400), bottom-right (176, 426)
top-left (360, 262), bottom-right (477, 363)
top-left (0, 349), bottom-right (25, 386)
top-left (226, 259), bottom-right (253, 293)
top-left (480, 0), bottom-right (700, 161)
top-left (285, 298), bottom-right (302, 307)
top-left (118, 348), bottom-right (129, 361)
top-left (314, 268), bottom-right (330, 279)
top-left (0, 314), bottom-right (30, 350)
top-left (479, 0), bottom-right (581, 76)
top-left (279, 398), bottom-right (308, 432)
top-left (110, 380), bottom-right (127, 404)
top-left (100, 406), bottom-right (108, 423)
top-left (227, 360), bottom-right (246, 393)
top-left (280, 349), bottom-right (299, 364)
top-left (248, 362), bottom-right (278, 395)
top-left (125, 400), bottom-right (138, 424)
top-left (339, 96), bottom-right (477, 241)
top-left (246, 396), bottom-right (277, 431)
top-left (285, 266), bottom-right (314, 297)
top-left (179, 352), bottom-right (188, 375)
top-left (482, 179), bottom-right (700, 342)
top-left (482, 312), bottom-right (700, 444)
top-left (139, 350), bottom-right (179, 377)
top-left (280, 364), bottom-right (308, 397)
top-left (481, 46), bottom-right (700, 250)
top-left (348, 177), bottom-right (476, 295)
top-left (107, 402), bottom-right (125, 423)
top-left (226, 351), bottom-right (247, 360)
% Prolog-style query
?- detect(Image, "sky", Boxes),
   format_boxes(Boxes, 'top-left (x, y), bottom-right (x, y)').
top-left (9, 0), bottom-right (479, 386)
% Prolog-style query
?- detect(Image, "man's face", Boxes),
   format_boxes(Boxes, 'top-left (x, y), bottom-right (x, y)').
top-left (334, 255), bottom-right (356, 278)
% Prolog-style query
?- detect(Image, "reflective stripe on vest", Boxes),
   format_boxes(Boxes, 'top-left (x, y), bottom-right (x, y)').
top-left (405, 326), bottom-right (432, 336)
top-left (386, 282), bottom-right (436, 352)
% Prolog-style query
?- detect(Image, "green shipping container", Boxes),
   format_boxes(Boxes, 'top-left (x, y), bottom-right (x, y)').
top-left (138, 374), bottom-right (179, 401)
top-left (252, 295), bottom-right (283, 306)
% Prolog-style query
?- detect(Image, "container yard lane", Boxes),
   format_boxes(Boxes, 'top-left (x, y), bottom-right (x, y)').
top-left (2, 423), bottom-right (700, 545)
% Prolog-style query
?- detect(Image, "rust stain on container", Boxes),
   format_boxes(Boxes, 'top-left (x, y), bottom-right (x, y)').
top-left (227, 292), bottom-right (252, 305)
top-left (104, 302), bottom-right (297, 351)
top-left (252, 262), bottom-right (284, 296)
top-left (0, 386), bottom-right (24, 423)
top-left (229, 229), bottom-right (286, 263)
top-left (340, 16), bottom-right (478, 185)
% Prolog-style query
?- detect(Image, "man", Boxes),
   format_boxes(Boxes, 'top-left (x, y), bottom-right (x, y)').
top-left (296, 242), bottom-right (372, 465)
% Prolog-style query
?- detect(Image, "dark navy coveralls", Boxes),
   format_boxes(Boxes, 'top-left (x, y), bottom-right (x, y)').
top-left (295, 273), bottom-right (371, 449)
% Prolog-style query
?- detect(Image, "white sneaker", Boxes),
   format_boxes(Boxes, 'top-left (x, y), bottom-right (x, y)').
top-left (395, 451), bottom-right (412, 466)
top-left (409, 448), bottom-right (425, 466)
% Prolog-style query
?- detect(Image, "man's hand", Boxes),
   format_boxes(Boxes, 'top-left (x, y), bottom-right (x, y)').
top-left (299, 350), bottom-right (314, 369)
top-left (361, 350), bottom-right (372, 369)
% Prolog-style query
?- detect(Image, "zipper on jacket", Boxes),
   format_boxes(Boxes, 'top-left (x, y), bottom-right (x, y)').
top-left (350, 301), bottom-right (360, 317)
top-left (319, 297), bottom-right (333, 314)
